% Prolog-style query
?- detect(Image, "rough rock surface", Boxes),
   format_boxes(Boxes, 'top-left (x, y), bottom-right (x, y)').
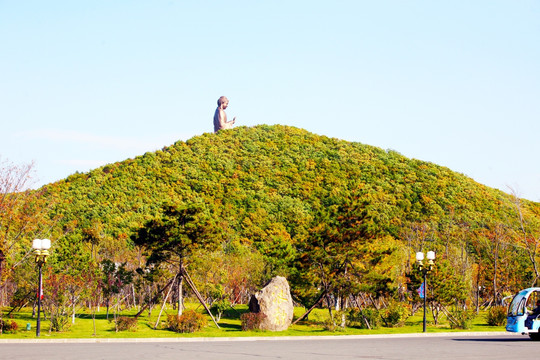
top-left (248, 276), bottom-right (294, 331)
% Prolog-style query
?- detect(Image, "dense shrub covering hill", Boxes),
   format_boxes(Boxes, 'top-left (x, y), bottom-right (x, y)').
top-left (40, 125), bottom-right (540, 306)
top-left (45, 124), bottom-right (512, 243)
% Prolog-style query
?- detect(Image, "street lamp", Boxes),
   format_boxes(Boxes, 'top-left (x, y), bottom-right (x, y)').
top-left (416, 250), bottom-right (435, 333)
top-left (32, 239), bottom-right (51, 337)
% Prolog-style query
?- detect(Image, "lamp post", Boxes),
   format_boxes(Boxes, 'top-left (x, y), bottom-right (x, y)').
top-left (32, 239), bottom-right (51, 337)
top-left (416, 250), bottom-right (435, 333)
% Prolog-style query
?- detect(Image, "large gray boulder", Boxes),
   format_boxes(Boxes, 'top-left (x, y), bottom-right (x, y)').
top-left (248, 276), bottom-right (294, 331)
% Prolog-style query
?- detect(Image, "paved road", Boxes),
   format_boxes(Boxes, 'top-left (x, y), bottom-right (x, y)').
top-left (1, 333), bottom-right (538, 360)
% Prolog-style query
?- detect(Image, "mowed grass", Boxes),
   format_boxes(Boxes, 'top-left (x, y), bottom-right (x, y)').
top-left (0, 304), bottom-right (505, 339)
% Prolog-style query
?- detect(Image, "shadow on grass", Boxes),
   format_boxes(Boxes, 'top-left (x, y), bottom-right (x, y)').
top-left (4, 313), bottom-right (36, 321)
top-left (220, 309), bottom-right (246, 320)
top-left (217, 322), bottom-right (242, 331)
top-left (76, 313), bottom-right (117, 321)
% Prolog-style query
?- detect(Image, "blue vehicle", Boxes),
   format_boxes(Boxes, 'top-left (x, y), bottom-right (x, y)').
top-left (506, 288), bottom-right (540, 340)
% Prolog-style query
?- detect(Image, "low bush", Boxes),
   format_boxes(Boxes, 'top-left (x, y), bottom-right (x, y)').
top-left (380, 301), bottom-right (411, 328)
top-left (347, 308), bottom-right (380, 329)
top-left (116, 316), bottom-right (138, 331)
top-left (0, 319), bottom-right (19, 334)
top-left (449, 308), bottom-right (476, 329)
top-left (167, 310), bottom-right (207, 333)
top-left (322, 311), bottom-right (346, 332)
top-left (240, 312), bottom-right (266, 331)
top-left (49, 314), bottom-right (71, 332)
top-left (486, 306), bottom-right (507, 326)
top-left (210, 299), bottom-right (231, 322)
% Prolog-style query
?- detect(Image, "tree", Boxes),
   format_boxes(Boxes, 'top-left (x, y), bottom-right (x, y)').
top-left (510, 193), bottom-right (540, 287)
top-left (131, 203), bottom-right (218, 316)
top-left (477, 222), bottom-right (511, 305)
top-left (88, 275), bottom-right (102, 335)
top-left (0, 158), bottom-right (56, 309)
top-left (429, 259), bottom-right (468, 324)
top-left (292, 193), bottom-right (398, 327)
top-left (190, 244), bottom-right (265, 306)
top-left (100, 259), bottom-right (133, 321)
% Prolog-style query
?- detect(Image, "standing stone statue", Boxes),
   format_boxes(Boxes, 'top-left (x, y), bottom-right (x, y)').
top-left (248, 276), bottom-right (294, 331)
top-left (213, 96), bottom-right (236, 133)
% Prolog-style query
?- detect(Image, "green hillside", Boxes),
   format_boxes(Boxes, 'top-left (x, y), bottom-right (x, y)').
top-left (4, 124), bottom-right (539, 325)
top-left (39, 126), bottom-right (538, 296)
top-left (46, 124), bottom-right (513, 238)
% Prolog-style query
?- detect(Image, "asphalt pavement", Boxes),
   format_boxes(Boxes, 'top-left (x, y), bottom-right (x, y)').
top-left (1, 332), bottom-right (537, 360)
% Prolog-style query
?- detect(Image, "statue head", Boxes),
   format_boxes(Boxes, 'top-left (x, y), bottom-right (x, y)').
top-left (217, 96), bottom-right (228, 107)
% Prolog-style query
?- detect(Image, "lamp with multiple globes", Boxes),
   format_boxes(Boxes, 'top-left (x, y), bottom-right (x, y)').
top-left (32, 239), bottom-right (51, 337)
top-left (416, 250), bottom-right (435, 333)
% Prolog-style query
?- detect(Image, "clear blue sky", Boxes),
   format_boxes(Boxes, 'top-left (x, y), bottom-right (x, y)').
top-left (1, 1), bottom-right (539, 201)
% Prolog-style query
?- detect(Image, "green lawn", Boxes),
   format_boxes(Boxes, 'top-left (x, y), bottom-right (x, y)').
top-left (0, 304), bottom-right (505, 339)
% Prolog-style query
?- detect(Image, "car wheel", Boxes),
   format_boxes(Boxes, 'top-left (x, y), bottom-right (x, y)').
top-left (529, 333), bottom-right (540, 341)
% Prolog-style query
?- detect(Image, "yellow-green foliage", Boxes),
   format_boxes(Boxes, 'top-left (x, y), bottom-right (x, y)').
top-left (167, 310), bottom-right (207, 333)
top-left (46, 125), bottom-right (520, 249)
top-left (37, 125), bottom-right (540, 303)
top-left (486, 306), bottom-right (508, 326)
top-left (115, 316), bottom-right (138, 332)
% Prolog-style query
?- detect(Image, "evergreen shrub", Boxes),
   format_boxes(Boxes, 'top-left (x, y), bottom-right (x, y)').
top-left (486, 306), bottom-right (507, 326)
top-left (347, 308), bottom-right (380, 329)
top-left (50, 314), bottom-right (71, 332)
top-left (210, 299), bottom-right (231, 322)
top-left (323, 310), bottom-right (346, 332)
top-left (381, 301), bottom-right (411, 327)
top-left (449, 308), bottom-right (475, 329)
